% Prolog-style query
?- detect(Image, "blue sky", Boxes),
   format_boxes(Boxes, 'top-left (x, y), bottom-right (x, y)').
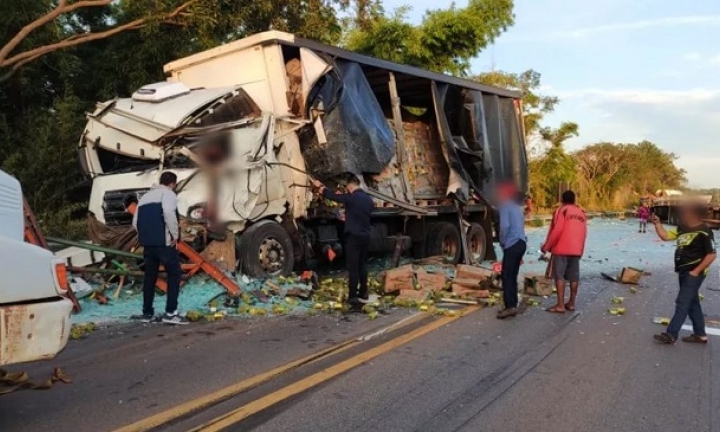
top-left (383, 0), bottom-right (720, 188)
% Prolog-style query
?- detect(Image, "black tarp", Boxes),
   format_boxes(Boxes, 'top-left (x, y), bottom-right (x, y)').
top-left (481, 93), bottom-right (528, 196)
top-left (431, 82), bottom-right (528, 204)
top-left (301, 60), bottom-right (395, 179)
top-left (459, 90), bottom-right (494, 200)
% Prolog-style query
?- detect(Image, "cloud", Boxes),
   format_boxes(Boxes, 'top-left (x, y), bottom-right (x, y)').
top-left (551, 87), bottom-right (720, 187)
top-left (547, 15), bottom-right (720, 39)
top-left (710, 54), bottom-right (720, 66)
top-left (557, 88), bottom-right (720, 105)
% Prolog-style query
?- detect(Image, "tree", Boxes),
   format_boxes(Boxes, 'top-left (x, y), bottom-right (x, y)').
top-left (0, 0), bottom-right (344, 238)
top-left (573, 141), bottom-right (686, 210)
top-left (343, 0), bottom-right (515, 76)
top-left (0, 0), bottom-right (196, 83)
top-left (0, 0), bottom-right (344, 84)
top-left (474, 69), bottom-right (558, 139)
top-left (527, 122), bottom-right (579, 208)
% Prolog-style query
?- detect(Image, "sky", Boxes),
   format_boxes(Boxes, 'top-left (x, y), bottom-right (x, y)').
top-left (382, 0), bottom-right (720, 188)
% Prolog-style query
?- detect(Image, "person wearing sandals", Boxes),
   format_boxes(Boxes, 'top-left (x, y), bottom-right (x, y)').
top-left (652, 206), bottom-right (716, 344)
top-left (541, 190), bottom-right (587, 314)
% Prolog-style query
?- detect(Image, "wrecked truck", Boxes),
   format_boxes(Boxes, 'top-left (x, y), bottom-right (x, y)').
top-left (79, 31), bottom-right (528, 278)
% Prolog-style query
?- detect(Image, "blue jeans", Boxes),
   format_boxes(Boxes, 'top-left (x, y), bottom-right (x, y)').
top-left (667, 272), bottom-right (706, 339)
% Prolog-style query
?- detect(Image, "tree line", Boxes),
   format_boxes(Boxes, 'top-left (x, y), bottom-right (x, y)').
top-left (0, 0), bottom-right (685, 237)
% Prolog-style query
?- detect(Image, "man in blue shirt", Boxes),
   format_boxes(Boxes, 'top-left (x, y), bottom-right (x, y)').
top-left (313, 176), bottom-right (374, 308)
top-left (497, 182), bottom-right (527, 319)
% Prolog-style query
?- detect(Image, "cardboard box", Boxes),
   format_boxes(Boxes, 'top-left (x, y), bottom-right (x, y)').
top-left (619, 267), bottom-right (643, 285)
top-left (415, 267), bottom-right (447, 292)
top-left (384, 265), bottom-right (415, 293)
top-left (398, 289), bottom-right (430, 301)
top-left (524, 273), bottom-right (554, 296)
top-left (455, 265), bottom-right (494, 281)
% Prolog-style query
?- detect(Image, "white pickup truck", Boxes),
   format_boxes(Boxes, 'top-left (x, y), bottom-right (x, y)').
top-left (0, 169), bottom-right (73, 366)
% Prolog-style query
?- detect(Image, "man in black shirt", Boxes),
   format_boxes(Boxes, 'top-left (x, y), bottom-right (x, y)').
top-left (651, 205), bottom-right (716, 344)
top-left (313, 176), bottom-right (374, 308)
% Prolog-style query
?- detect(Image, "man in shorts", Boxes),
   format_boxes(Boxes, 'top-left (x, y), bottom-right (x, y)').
top-left (541, 190), bottom-right (588, 313)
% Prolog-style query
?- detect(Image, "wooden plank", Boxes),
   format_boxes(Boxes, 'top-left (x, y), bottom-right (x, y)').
top-left (388, 72), bottom-right (414, 203)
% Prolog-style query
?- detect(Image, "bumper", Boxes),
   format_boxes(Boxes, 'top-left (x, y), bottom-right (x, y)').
top-left (0, 297), bottom-right (73, 367)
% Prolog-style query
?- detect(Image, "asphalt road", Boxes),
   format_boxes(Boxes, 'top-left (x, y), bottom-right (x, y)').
top-left (2, 259), bottom-right (720, 432)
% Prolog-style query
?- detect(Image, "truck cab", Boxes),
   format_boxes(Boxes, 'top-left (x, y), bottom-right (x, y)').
top-left (0, 170), bottom-right (73, 367)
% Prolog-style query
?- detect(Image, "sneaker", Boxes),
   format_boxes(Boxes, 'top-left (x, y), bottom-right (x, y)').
top-left (131, 313), bottom-right (156, 323)
top-left (497, 308), bottom-right (517, 319)
top-left (162, 312), bottom-right (189, 325)
top-left (346, 298), bottom-right (363, 311)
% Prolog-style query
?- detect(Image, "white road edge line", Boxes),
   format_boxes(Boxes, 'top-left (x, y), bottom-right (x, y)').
top-left (358, 312), bottom-right (424, 341)
top-left (682, 324), bottom-right (720, 336)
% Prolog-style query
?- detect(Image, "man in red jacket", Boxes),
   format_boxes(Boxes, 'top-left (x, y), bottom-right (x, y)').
top-left (542, 190), bottom-right (588, 313)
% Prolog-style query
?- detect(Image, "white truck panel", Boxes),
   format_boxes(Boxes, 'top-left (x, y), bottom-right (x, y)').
top-left (0, 171), bottom-right (23, 242)
top-left (0, 298), bottom-right (73, 367)
top-left (0, 236), bottom-right (65, 303)
top-left (83, 86), bottom-right (242, 166)
top-left (165, 35), bottom-right (291, 116)
top-left (88, 168), bottom-right (197, 224)
top-left (167, 46), bottom-right (275, 112)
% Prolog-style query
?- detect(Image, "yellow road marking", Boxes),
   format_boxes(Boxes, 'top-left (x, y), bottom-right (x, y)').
top-left (194, 307), bottom-right (479, 432)
top-left (113, 313), bottom-right (427, 432)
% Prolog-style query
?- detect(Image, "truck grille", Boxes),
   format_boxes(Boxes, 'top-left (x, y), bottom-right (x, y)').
top-left (102, 188), bottom-right (149, 226)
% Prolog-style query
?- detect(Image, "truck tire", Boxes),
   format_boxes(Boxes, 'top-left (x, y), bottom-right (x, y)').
top-left (237, 221), bottom-right (294, 278)
top-left (426, 222), bottom-right (462, 264)
top-left (466, 223), bottom-right (487, 263)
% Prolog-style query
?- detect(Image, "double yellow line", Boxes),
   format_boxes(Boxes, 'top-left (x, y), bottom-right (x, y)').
top-left (115, 307), bottom-right (477, 432)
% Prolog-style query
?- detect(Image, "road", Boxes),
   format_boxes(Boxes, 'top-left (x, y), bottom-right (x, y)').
top-left (2, 261), bottom-right (720, 432)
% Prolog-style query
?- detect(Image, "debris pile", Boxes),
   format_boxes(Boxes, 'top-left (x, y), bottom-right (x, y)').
top-left (383, 261), bottom-right (499, 311)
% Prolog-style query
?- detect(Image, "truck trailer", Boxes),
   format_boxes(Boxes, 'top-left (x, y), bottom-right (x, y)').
top-left (79, 31), bottom-right (528, 278)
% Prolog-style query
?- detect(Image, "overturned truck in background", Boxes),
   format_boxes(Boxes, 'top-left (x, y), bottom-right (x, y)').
top-left (79, 31), bottom-right (528, 278)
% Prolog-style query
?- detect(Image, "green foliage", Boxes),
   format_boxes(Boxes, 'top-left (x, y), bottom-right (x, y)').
top-left (0, 0), bottom-right (344, 238)
top-left (574, 141), bottom-right (686, 210)
top-left (474, 69), bottom-right (558, 136)
top-left (344, 0), bottom-right (515, 75)
top-left (527, 122), bottom-right (579, 208)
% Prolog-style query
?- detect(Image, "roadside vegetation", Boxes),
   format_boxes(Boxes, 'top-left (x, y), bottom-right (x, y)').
top-left (0, 0), bottom-right (685, 238)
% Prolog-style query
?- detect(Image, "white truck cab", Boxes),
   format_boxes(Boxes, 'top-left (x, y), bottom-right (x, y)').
top-left (0, 170), bottom-right (73, 367)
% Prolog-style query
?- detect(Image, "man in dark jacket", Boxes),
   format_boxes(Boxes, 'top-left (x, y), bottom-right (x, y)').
top-left (313, 176), bottom-right (374, 308)
top-left (132, 171), bottom-right (187, 325)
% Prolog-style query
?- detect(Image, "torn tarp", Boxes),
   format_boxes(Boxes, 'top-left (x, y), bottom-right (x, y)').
top-left (432, 82), bottom-right (528, 203)
top-left (301, 60), bottom-right (395, 179)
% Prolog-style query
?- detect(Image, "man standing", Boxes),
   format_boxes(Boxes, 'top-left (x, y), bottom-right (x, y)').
top-left (312, 176), bottom-right (374, 308)
top-left (497, 182), bottom-right (527, 319)
top-left (542, 190), bottom-right (587, 313)
top-left (133, 171), bottom-right (187, 325)
top-left (652, 206), bottom-right (716, 344)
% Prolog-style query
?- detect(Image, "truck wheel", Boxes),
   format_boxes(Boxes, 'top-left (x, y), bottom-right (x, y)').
top-left (426, 222), bottom-right (462, 264)
top-left (237, 221), bottom-right (294, 278)
top-left (466, 223), bottom-right (487, 263)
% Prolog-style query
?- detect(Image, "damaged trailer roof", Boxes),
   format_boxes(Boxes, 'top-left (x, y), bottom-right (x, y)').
top-left (85, 86), bottom-right (245, 145)
top-left (164, 31), bottom-right (521, 100)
